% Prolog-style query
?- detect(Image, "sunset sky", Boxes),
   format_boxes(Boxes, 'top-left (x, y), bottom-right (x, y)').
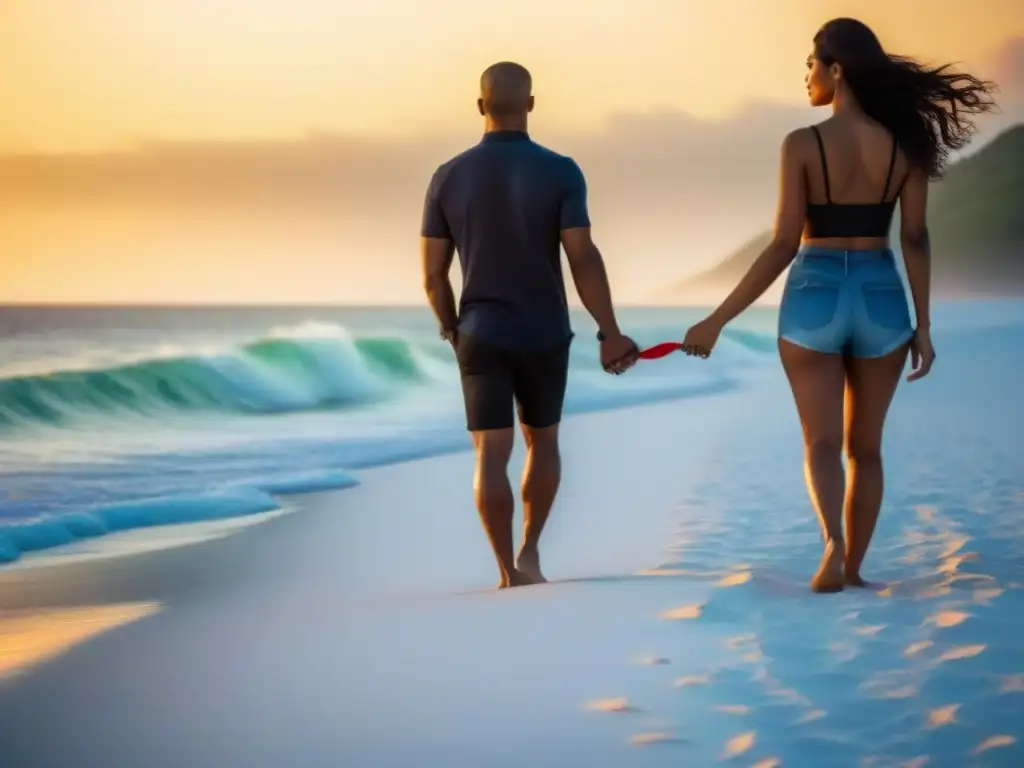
top-left (2, 0), bottom-right (1023, 303)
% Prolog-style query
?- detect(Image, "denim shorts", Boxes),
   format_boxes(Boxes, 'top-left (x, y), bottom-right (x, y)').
top-left (778, 246), bottom-right (914, 358)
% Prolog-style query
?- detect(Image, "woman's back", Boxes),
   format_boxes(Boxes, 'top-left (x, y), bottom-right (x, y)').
top-left (802, 116), bottom-right (909, 250)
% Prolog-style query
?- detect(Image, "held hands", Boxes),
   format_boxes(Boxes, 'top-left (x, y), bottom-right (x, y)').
top-left (600, 332), bottom-right (639, 375)
top-left (907, 327), bottom-right (935, 382)
top-left (681, 316), bottom-right (723, 359)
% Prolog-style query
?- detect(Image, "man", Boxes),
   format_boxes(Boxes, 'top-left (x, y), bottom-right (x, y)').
top-left (420, 61), bottom-right (638, 589)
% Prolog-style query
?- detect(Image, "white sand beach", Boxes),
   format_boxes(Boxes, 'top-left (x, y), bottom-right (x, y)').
top-left (1, 303), bottom-right (1023, 767)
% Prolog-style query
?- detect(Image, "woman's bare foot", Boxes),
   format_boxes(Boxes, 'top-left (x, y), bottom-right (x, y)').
top-left (515, 547), bottom-right (547, 584)
top-left (844, 572), bottom-right (867, 588)
top-left (810, 538), bottom-right (845, 593)
top-left (844, 573), bottom-right (884, 590)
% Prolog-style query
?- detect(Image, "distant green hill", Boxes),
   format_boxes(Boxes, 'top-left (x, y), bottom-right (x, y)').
top-left (925, 123), bottom-right (1024, 292)
top-left (659, 123), bottom-right (1024, 300)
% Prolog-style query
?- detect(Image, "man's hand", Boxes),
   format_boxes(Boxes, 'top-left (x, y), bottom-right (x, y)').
top-left (600, 332), bottom-right (639, 375)
top-left (441, 327), bottom-right (459, 351)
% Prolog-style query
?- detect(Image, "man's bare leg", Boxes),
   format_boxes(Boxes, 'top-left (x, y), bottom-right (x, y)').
top-left (516, 423), bottom-right (560, 583)
top-left (472, 428), bottom-right (533, 587)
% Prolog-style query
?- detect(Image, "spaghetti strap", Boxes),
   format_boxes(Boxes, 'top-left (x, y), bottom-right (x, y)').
top-left (881, 135), bottom-right (898, 201)
top-left (810, 126), bottom-right (832, 203)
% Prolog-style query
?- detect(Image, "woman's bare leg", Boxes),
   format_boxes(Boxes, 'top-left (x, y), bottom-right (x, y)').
top-left (779, 339), bottom-right (848, 593)
top-left (843, 344), bottom-right (909, 586)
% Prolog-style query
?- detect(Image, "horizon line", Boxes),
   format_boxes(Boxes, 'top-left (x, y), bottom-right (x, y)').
top-left (0, 98), bottom-right (839, 157)
top-left (3, 115), bottom-right (1018, 161)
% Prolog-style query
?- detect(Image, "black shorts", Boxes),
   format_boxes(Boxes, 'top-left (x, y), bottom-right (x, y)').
top-left (454, 333), bottom-right (572, 431)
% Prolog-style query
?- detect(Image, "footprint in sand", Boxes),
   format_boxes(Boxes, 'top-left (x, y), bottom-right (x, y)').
top-left (861, 676), bottom-right (918, 700)
top-left (936, 644), bottom-right (986, 662)
top-left (585, 698), bottom-right (637, 713)
top-left (716, 571), bottom-right (751, 587)
top-left (939, 553), bottom-right (979, 575)
top-left (855, 624), bottom-right (886, 637)
top-left (973, 587), bottom-right (1004, 605)
top-left (1000, 674), bottom-right (1024, 693)
top-left (903, 641), bottom-right (933, 657)
top-left (766, 686), bottom-right (811, 707)
top-left (720, 731), bottom-right (756, 759)
top-left (674, 674), bottom-right (712, 687)
top-left (660, 604), bottom-right (703, 620)
top-left (926, 610), bottom-right (971, 628)
top-left (630, 732), bottom-right (686, 746)
top-left (926, 704), bottom-right (960, 729)
top-left (914, 505), bottom-right (937, 523)
top-left (971, 734), bottom-right (1016, 755)
top-left (795, 708), bottom-right (827, 724)
top-left (939, 536), bottom-right (970, 557)
top-left (633, 655), bottom-right (671, 666)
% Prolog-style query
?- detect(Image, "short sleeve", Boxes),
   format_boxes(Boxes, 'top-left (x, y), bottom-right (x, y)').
top-left (559, 158), bottom-right (591, 230)
top-left (420, 170), bottom-right (452, 239)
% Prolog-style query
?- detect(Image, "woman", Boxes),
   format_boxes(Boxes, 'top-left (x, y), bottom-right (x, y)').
top-left (681, 18), bottom-right (996, 593)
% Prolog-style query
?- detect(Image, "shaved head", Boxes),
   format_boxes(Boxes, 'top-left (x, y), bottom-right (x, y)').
top-left (479, 62), bottom-right (533, 118)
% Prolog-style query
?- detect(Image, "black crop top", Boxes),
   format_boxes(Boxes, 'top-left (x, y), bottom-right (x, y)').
top-left (804, 126), bottom-right (900, 239)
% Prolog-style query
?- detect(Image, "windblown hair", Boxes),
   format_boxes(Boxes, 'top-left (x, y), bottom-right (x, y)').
top-left (814, 18), bottom-right (998, 177)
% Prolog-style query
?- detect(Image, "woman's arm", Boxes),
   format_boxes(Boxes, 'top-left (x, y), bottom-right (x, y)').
top-left (898, 167), bottom-right (931, 331)
top-left (708, 130), bottom-right (806, 328)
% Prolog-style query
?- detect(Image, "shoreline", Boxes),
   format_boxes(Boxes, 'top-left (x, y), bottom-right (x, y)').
top-left (0, 382), bottom-right (748, 614)
top-left (0, 368), bottom-right (745, 570)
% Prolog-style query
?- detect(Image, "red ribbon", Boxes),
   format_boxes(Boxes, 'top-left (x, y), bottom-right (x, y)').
top-left (637, 342), bottom-right (684, 360)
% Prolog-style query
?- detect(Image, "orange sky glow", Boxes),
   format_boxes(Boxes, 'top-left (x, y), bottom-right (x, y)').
top-left (2, 0), bottom-right (1022, 303)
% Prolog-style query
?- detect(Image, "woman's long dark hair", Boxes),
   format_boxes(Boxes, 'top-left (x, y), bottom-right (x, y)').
top-left (814, 18), bottom-right (998, 178)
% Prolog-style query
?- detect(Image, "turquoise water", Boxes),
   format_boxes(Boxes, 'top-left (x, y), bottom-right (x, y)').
top-left (0, 305), bottom-right (780, 563)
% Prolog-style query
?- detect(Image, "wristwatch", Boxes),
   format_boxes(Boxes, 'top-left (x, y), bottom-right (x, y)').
top-left (596, 330), bottom-right (605, 341)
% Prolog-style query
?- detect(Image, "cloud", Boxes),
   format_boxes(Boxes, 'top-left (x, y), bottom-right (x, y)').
top-left (1, 87), bottom-right (1019, 302)
top-left (991, 36), bottom-right (1024, 102)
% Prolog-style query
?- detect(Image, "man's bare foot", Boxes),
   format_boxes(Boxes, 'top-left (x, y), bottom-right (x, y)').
top-left (515, 547), bottom-right (547, 584)
top-left (810, 538), bottom-right (845, 593)
top-left (498, 569), bottom-right (537, 589)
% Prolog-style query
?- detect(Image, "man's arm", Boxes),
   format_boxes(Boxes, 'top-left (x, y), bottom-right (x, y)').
top-left (421, 237), bottom-right (458, 332)
top-left (558, 160), bottom-right (621, 338)
top-left (420, 172), bottom-right (458, 334)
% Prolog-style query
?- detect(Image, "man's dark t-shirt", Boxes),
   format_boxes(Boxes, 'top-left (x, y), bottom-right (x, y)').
top-left (420, 130), bottom-right (590, 351)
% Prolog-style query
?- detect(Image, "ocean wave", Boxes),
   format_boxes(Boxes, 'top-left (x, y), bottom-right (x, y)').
top-left (0, 321), bottom-right (777, 432)
top-left (0, 326), bottom-right (450, 430)
top-left (0, 474), bottom-right (361, 564)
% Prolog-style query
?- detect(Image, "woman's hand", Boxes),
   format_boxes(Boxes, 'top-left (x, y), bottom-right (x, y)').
top-left (907, 327), bottom-right (936, 382)
top-left (682, 317), bottom-right (724, 359)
